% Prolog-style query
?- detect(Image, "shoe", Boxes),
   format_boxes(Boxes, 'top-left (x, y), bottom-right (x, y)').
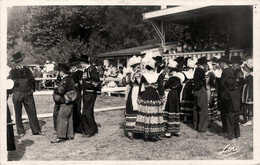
top-left (33, 132), bottom-right (45, 135)
top-left (173, 133), bottom-right (180, 137)
top-left (149, 136), bottom-right (158, 142)
top-left (51, 138), bottom-right (66, 143)
top-left (83, 134), bottom-right (94, 138)
top-left (242, 121), bottom-right (252, 126)
top-left (127, 131), bottom-right (134, 140)
top-left (198, 130), bottom-right (206, 133)
top-left (165, 132), bottom-right (172, 138)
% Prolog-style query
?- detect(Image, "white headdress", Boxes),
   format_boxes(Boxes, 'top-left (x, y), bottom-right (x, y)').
top-left (168, 58), bottom-right (178, 68)
top-left (145, 58), bottom-right (156, 69)
top-left (129, 55), bottom-right (141, 67)
top-left (244, 58), bottom-right (253, 69)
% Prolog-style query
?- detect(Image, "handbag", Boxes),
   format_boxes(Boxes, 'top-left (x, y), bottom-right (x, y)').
top-left (64, 89), bottom-right (78, 103)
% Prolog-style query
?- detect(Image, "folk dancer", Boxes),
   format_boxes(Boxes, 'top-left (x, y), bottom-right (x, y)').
top-left (78, 54), bottom-right (101, 138)
top-left (152, 56), bottom-right (166, 78)
top-left (124, 56), bottom-right (142, 140)
top-left (241, 58), bottom-right (253, 126)
top-left (8, 52), bottom-right (42, 137)
top-left (230, 56), bottom-right (244, 119)
top-left (206, 59), bottom-right (219, 124)
top-left (163, 59), bottom-right (185, 138)
top-left (217, 56), bottom-right (240, 140)
top-left (180, 58), bottom-right (196, 123)
top-left (51, 63), bottom-right (76, 143)
top-left (67, 56), bottom-right (83, 133)
top-left (193, 56), bottom-right (209, 132)
top-left (135, 58), bottom-right (165, 142)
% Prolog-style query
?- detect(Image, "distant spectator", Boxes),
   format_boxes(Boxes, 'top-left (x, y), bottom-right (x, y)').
top-left (34, 66), bottom-right (43, 78)
top-left (44, 60), bottom-right (55, 72)
top-left (104, 66), bottom-right (110, 78)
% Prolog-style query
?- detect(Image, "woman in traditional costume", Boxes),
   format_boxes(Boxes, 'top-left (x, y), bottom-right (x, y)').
top-left (135, 58), bottom-right (165, 142)
top-left (180, 58), bottom-right (196, 122)
top-left (124, 56), bottom-right (142, 139)
top-left (163, 59), bottom-right (185, 138)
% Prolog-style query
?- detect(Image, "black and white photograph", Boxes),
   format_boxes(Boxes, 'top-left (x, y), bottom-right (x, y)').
top-left (1, 0), bottom-right (260, 164)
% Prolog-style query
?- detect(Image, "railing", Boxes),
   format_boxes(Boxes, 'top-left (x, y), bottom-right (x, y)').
top-left (163, 49), bottom-right (244, 63)
top-left (35, 77), bottom-right (123, 91)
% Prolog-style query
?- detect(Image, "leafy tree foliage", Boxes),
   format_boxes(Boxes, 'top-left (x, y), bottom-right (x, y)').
top-left (7, 6), bottom-right (160, 65)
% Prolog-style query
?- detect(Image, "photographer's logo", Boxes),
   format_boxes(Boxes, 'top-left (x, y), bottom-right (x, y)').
top-left (218, 144), bottom-right (241, 157)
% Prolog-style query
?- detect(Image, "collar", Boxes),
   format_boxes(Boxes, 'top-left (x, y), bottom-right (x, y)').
top-left (15, 65), bottom-right (23, 69)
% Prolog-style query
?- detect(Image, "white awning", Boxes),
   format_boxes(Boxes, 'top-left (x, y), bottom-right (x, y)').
top-left (143, 5), bottom-right (252, 24)
top-left (143, 5), bottom-right (209, 21)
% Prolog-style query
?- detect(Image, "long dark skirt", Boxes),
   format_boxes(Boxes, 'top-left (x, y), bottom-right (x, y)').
top-left (125, 86), bottom-right (139, 132)
top-left (164, 89), bottom-right (181, 135)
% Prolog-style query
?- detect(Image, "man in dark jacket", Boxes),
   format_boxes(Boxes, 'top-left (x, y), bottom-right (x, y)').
top-left (78, 54), bottom-right (101, 137)
top-left (193, 56), bottom-right (209, 132)
top-left (217, 56), bottom-right (240, 140)
top-left (8, 52), bottom-right (42, 137)
top-left (230, 56), bottom-right (244, 117)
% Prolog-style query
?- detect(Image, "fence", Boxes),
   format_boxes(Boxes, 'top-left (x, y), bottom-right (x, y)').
top-left (35, 77), bottom-right (123, 91)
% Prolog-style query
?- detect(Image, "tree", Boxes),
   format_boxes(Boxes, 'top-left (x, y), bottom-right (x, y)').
top-left (7, 6), bottom-right (161, 65)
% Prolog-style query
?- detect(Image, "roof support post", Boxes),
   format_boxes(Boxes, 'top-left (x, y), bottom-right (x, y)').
top-left (150, 19), bottom-right (165, 47)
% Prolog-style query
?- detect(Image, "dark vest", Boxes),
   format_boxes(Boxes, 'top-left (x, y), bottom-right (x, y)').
top-left (82, 65), bottom-right (101, 94)
top-left (9, 66), bottom-right (35, 92)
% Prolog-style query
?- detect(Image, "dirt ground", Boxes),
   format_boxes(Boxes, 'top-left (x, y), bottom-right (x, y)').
top-left (7, 107), bottom-right (253, 160)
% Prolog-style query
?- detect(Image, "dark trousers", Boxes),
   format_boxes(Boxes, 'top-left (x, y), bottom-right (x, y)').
top-left (193, 88), bottom-right (209, 132)
top-left (226, 114), bottom-right (240, 139)
top-left (12, 91), bottom-right (41, 134)
top-left (53, 103), bottom-right (60, 132)
top-left (56, 104), bottom-right (74, 139)
top-left (81, 93), bottom-right (98, 135)
top-left (73, 94), bottom-right (82, 133)
top-left (221, 95), bottom-right (240, 139)
top-left (220, 107), bottom-right (227, 133)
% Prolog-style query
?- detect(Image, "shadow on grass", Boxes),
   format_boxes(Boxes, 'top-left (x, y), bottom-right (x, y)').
top-left (181, 116), bottom-right (223, 137)
top-left (8, 120), bottom-right (46, 161)
top-left (8, 138), bottom-right (34, 161)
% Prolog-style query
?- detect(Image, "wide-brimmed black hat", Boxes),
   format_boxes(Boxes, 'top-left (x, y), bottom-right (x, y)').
top-left (210, 57), bottom-right (219, 63)
top-left (217, 56), bottom-right (231, 64)
top-left (77, 54), bottom-right (89, 63)
top-left (11, 52), bottom-right (25, 62)
top-left (196, 56), bottom-right (209, 65)
top-left (152, 56), bottom-right (163, 63)
top-left (54, 63), bottom-right (70, 74)
top-left (67, 57), bottom-right (79, 66)
top-left (230, 56), bottom-right (243, 65)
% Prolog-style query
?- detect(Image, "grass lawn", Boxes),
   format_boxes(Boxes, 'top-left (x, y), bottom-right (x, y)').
top-left (7, 94), bottom-right (253, 161)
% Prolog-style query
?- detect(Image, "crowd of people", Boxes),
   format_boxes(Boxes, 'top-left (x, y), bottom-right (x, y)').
top-left (164, 37), bottom-right (231, 54)
top-left (6, 49), bottom-right (253, 151)
top-left (124, 52), bottom-right (253, 142)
